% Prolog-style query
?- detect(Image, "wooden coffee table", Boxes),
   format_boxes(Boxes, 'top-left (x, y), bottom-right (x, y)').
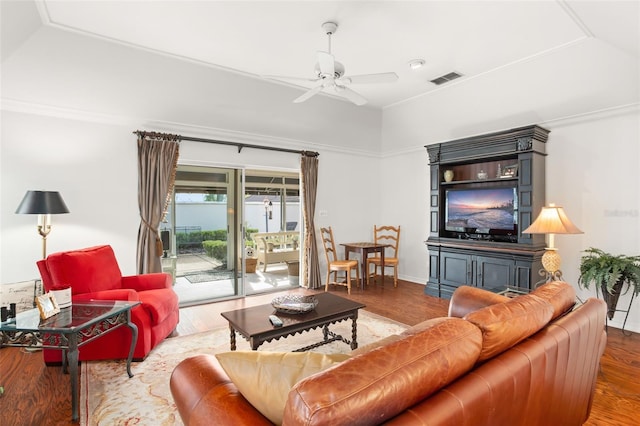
top-left (220, 293), bottom-right (365, 351)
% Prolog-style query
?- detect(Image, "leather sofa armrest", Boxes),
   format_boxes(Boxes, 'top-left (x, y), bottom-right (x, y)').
top-left (448, 286), bottom-right (510, 318)
top-left (171, 354), bottom-right (273, 426)
top-left (122, 273), bottom-right (172, 291)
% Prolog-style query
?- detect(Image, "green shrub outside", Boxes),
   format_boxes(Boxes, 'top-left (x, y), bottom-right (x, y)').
top-left (176, 229), bottom-right (228, 244)
top-left (176, 227), bottom-right (258, 256)
top-left (176, 231), bottom-right (203, 245)
top-left (203, 240), bottom-right (227, 260)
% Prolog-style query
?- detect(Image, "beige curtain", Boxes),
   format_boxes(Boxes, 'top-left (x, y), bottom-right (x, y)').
top-left (136, 132), bottom-right (180, 274)
top-left (301, 153), bottom-right (321, 289)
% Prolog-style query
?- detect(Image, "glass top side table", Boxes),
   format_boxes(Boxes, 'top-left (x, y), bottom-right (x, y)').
top-left (0, 300), bottom-right (140, 423)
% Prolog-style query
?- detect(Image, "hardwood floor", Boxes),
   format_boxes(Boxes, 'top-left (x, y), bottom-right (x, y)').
top-left (0, 279), bottom-right (637, 425)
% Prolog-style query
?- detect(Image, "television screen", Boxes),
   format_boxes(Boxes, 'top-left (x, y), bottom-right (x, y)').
top-left (445, 187), bottom-right (517, 233)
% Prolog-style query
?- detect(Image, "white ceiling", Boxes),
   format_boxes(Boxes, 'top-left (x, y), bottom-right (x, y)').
top-left (30, 0), bottom-right (640, 109)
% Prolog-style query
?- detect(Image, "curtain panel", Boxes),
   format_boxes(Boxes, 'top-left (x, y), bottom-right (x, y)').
top-left (136, 132), bottom-right (180, 274)
top-left (301, 154), bottom-right (321, 289)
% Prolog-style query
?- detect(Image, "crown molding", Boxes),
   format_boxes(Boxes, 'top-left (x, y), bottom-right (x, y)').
top-left (541, 102), bottom-right (640, 129)
top-left (0, 98), bottom-right (379, 158)
top-left (4, 98), bottom-right (636, 161)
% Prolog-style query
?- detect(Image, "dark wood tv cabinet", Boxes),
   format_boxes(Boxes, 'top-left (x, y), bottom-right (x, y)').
top-left (425, 125), bottom-right (549, 298)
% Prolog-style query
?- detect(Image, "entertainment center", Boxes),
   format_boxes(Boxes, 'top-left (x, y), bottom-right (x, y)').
top-left (425, 125), bottom-right (549, 298)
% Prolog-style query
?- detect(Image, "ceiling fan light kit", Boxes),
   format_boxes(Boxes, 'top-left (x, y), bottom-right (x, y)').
top-left (264, 21), bottom-right (398, 106)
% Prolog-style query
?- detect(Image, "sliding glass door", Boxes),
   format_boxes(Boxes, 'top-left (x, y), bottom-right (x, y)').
top-left (244, 170), bottom-right (301, 294)
top-left (162, 165), bottom-right (301, 306)
top-left (162, 166), bottom-right (240, 305)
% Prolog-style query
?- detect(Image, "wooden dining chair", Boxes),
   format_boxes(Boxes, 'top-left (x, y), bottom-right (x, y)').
top-left (367, 225), bottom-right (401, 287)
top-left (320, 226), bottom-right (360, 295)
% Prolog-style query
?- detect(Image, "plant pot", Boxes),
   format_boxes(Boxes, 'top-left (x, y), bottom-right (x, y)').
top-left (601, 279), bottom-right (625, 320)
top-left (245, 257), bottom-right (258, 273)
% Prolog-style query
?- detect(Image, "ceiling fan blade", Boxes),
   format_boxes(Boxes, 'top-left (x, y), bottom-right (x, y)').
top-left (262, 75), bottom-right (319, 83)
top-left (337, 86), bottom-right (368, 106)
top-left (342, 72), bottom-right (399, 84)
top-left (293, 84), bottom-right (324, 104)
top-left (317, 51), bottom-right (335, 77)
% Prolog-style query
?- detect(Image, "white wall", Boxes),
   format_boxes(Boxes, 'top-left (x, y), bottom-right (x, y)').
top-left (544, 110), bottom-right (640, 332)
top-left (377, 149), bottom-right (431, 284)
top-left (0, 110), bottom-right (380, 284)
top-left (1, 111), bottom-right (140, 280)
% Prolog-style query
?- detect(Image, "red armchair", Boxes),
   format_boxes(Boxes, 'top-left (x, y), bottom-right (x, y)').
top-left (37, 245), bottom-right (179, 363)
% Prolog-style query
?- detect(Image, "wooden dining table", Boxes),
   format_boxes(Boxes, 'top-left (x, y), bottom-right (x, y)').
top-left (340, 242), bottom-right (389, 290)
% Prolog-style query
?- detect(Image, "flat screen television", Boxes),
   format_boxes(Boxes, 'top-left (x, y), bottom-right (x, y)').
top-left (445, 187), bottom-right (518, 238)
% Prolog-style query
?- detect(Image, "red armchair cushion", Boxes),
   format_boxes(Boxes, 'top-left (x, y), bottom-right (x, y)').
top-left (43, 245), bottom-right (123, 294)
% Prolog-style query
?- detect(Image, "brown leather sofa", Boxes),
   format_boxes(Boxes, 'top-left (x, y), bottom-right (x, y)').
top-left (170, 281), bottom-right (607, 425)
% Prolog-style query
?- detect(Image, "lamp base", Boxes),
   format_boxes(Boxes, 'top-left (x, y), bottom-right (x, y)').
top-left (535, 248), bottom-right (563, 286)
top-left (541, 248), bottom-right (561, 273)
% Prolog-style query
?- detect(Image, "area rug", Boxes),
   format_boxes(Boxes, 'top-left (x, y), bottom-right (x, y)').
top-left (79, 310), bottom-right (408, 425)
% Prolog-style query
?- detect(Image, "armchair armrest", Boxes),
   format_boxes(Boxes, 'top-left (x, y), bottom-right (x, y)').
top-left (72, 289), bottom-right (141, 303)
top-left (122, 273), bottom-right (172, 291)
top-left (448, 286), bottom-right (510, 318)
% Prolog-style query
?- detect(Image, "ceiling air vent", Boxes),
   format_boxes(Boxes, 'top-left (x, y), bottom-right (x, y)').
top-left (430, 71), bottom-right (463, 85)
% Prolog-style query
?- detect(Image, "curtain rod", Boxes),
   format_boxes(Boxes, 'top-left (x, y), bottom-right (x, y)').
top-left (134, 131), bottom-right (319, 157)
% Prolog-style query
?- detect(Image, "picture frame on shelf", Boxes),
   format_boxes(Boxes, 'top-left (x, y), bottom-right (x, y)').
top-left (35, 292), bottom-right (60, 320)
top-left (501, 164), bottom-right (518, 178)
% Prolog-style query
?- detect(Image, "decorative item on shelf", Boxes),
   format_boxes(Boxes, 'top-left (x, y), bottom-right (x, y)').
top-left (443, 170), bottom-right (454, 182)
top-left (500, 164), bottom-right (518, 178)
top-left (578, 247), bottom-right (639, 331)
top-left (477, 170), bottom-right (488, 180)
top-left (496, 163), bottom-right (502, 178)
top-left (35, 292), bottom-right (61, 320)
top-left (523, 203), bottom-right (583, 283)
top-left (15, 190), bottom-right (71, 259)
top-left (271, 295), bottom-right (318, 314)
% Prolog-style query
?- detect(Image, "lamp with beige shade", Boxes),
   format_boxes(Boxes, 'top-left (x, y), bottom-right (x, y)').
top-left (523, 203), bottom-right (583, 283)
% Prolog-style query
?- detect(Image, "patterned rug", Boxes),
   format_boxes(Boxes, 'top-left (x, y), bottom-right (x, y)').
top-left (79, 310), bottom-right (408, 425)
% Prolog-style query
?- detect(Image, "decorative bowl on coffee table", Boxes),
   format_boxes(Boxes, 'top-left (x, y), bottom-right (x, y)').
top-left (271, 295), bottom-right (318, 314)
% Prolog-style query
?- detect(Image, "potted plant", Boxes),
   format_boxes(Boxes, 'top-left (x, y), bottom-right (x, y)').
top-left (578, 247), bottom-right (640, 319)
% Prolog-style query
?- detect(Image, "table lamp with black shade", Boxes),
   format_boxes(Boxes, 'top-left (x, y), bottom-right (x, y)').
top-left (15, 190), bottom-right (70, 259)
top-left (523, 203), bottom-right (582, 283)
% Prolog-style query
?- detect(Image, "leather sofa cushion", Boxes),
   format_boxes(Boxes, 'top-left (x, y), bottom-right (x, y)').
top-left (448, 286), bottom-right (510, 318)
top-left (216, 351), bottom-right (350, 425)
top-left (530, 281), bottom-right (576, 319)
top-left (464, 293), bottom-right (554, 362)
top-left (139, 288), bottom-right (179, 324)
top-left (282, 317), bottom-right (482, 426)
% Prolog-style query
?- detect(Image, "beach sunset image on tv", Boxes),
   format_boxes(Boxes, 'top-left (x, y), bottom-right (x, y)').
top-left (445, 188), bottom-right (517, 231)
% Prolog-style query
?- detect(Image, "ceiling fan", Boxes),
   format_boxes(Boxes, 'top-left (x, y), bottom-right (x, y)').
top-left (264, 22), bottom-right (398, 106)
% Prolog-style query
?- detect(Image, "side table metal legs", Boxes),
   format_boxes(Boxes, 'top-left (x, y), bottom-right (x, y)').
top-left (66, 333), bottom-right (80, 423)
top-left (125, 319), bottom-right (138, 378)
